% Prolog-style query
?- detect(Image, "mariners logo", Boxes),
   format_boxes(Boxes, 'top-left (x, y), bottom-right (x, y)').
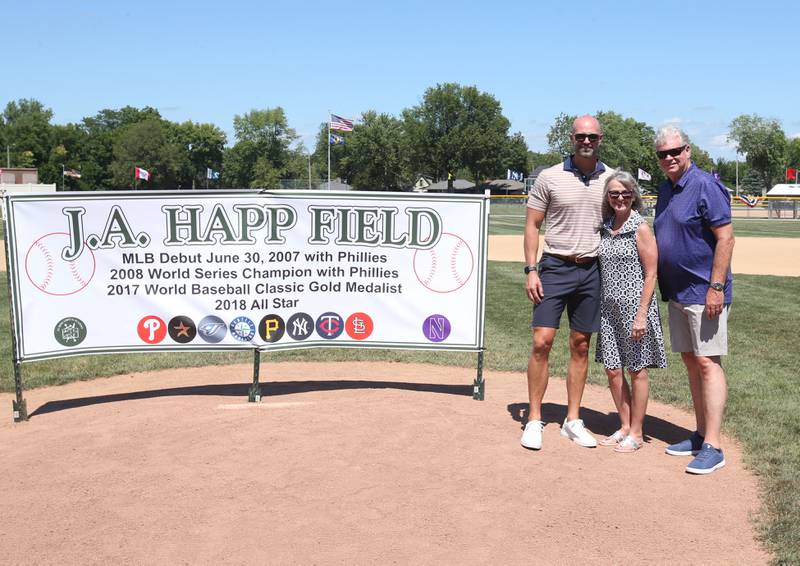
top-left (198, 315), bottom-right (227, 343)
top-left (286, 312), bottom-right (314, 341)
top-left (230, 316), bottom-right (256, 342)
top-left (258, 314), bottom-right (285, 343)
top-left (316, 311), bottom-right (344, 339)
top-left (54, 317), bottom-right (87, 347)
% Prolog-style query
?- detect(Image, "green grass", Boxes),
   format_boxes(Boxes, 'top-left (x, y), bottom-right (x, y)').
top-left (0, 265), bottom-right (798, 563)
top-left (488, 201), bottom-right (800, 238)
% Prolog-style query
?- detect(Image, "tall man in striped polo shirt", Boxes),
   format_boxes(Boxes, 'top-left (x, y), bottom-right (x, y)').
top-left (520, 115), bottom-right (614, 450)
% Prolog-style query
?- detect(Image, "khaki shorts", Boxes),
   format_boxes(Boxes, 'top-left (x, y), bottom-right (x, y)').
top-left (667, 301), bottom-right (729, 356)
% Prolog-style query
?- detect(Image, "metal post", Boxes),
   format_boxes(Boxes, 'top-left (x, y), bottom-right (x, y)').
top-left (472, 350), bottom-right (485, 400)
top-left (248, 349), bottom-right (261, 402)
top-left (3, 211), bottom-right (28, 421)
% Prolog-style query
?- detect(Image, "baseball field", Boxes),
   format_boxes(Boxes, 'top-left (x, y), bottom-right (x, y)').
top-left (0, 216), bottom-right (797, 564)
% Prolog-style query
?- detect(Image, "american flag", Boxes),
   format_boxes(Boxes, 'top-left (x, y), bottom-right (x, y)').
top-left (738, 195), bottom-right (760, 207)
top-left (330, 114), bottom-right (354, 132)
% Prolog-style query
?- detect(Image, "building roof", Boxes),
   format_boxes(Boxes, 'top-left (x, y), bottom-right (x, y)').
top-left (425, 179), bottom-right (475, 192)
top-left (767, 183), bottom-right (800, 197)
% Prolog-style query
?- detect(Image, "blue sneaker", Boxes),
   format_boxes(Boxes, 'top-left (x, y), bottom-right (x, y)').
top-left (665, 431), bottom-right (704, 456)
top-left (686, 443), bottom-right (726, 475)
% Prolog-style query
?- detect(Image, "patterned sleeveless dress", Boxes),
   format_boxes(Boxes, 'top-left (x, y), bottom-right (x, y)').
top-left (595, 210), bottom-right (667, 371)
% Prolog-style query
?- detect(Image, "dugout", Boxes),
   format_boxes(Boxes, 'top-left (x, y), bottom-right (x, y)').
top-left (766, 184), bottom-right (800, 219)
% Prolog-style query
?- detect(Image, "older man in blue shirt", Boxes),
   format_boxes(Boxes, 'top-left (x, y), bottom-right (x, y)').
top-left (653, 125), bottom-right (735, 475)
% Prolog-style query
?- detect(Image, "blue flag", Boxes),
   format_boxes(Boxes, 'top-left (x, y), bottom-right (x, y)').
top-left (329, 133), bottom-right (345, 146)
top-left (206, 168), bottom-right (220, 180)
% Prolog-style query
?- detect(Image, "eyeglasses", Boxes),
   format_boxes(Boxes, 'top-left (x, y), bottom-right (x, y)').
top-left (608, 191), bottom-right (633, 200)
top-left (573, 133), bottom-right (601, 142)
top-left (656, 145), bottom-right (688, 159)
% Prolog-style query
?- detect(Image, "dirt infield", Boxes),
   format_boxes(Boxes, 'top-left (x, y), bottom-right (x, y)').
top-left (488, 235), bottom-right (800, 276)
top-left (0, 362), bottom-right (768, 564)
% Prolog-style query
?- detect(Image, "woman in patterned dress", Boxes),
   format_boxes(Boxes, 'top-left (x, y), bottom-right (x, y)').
top-left (595, 171), bottom-right (667, 453)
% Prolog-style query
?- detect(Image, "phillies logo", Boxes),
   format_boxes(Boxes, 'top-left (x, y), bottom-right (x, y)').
top-left (138, 315), bottom-right (167, 344)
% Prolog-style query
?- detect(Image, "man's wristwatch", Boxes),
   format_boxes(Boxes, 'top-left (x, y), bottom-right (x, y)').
top-left (709, 282), bottom-right (724, 292)
top-left (524, 264), bottom-right (538, 274)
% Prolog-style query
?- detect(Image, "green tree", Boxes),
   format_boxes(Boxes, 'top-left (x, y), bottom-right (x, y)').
top-left (78, 106), bottom-right (162, 189)
top-left (0, 98), bottom-right (54, 170)
top-left (527, 150), bottom-right (562, 171)
top-left (595, 111), bottom-right (659, 182)
top-left (402, 83), bottom-right (516, 185)
top-left (171, 121), bottom-right (227, 188)
top-left (546, 113), bottom-right (574, 157)
top-left (110, 118), bottom-right (182, 188)
top-left (739, 168), bottom-right (765, 195)
top-left (786, 137), bottom-right (800, 173)
top-left (342, 111), bottom-right (407, 190)
top-left (728, 114), bottom-right (787, 190)
top-left (224, 107), bottom-right (298, 188)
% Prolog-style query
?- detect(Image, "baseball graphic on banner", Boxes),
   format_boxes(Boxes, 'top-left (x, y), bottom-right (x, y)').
top-left (25, 232), bottom-right (96, 296)
top-left (413, 232), bottom-right (474, 293)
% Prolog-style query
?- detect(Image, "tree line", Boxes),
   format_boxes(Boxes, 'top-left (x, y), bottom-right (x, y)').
top-left (1, 85), bottom-right (797, 194)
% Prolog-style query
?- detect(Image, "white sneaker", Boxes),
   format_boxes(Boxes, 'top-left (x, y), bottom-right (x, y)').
top-left (560, 418), bottom-right (597, 448)
top-left (521, 420), bottom-right (544, 450)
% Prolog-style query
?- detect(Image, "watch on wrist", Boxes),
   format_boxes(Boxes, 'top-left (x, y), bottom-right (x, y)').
top-left (710, 282), bottom-right (724, 292)
top-left (524, 264), bottom-right (538, 274)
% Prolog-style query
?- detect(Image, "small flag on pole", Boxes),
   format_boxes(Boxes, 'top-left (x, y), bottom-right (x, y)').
top-left (329, 133), bottom-right (345, 146)
top-left (637, 168), bottom-right (652, 182)
top-left (787, 167), bottom-right (797, 181)
top-left (135, 167), bottom-right (151, 181)
top-left (330, 114), bottom-right (354, 132)
top-left (63, 167), bottom-right (82, 179)
top-left (206, 168), bottom-right (220, 180)
top-left (506, 169), bottom-right (523, 182)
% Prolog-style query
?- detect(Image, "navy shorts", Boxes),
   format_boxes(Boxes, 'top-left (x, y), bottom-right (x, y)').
top-left (532, 254), bottom-right (601, 333)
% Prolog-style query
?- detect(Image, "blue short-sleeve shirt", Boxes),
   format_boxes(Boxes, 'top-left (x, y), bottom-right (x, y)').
top-left (653, 163), bottom-right (733, 304)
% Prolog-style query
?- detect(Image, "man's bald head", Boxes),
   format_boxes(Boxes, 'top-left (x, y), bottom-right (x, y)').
top-left (571, 115), bottom-right (602, 135)
top-left (570, 115), bottom-right (603, 161)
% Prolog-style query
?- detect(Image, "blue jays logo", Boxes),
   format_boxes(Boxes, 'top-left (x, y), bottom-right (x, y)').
top-left (198, 315), bottom-right (227, 343)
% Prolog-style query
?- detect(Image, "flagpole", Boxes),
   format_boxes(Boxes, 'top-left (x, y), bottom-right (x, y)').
top-left (327, 111), bottom-right (331, 191)
top-left (61, 164), bottom-right (65, 192)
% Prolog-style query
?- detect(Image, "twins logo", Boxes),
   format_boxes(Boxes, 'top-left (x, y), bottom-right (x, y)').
top-left (413, 232), bottom-right (474, 293)
top-left (316, 312), bottom-right (344, 339)
top-left (25, 233), bottom-right (96, 296)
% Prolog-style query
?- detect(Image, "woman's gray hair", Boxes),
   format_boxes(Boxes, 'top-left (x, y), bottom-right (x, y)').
top-left (602, 170), bottom-right (645, 220)
top-left (654, 125), bottom-right (690, 147)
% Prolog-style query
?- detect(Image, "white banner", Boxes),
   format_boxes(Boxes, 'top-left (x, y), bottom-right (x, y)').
top-left (5, 190), bottom-right (488, 361)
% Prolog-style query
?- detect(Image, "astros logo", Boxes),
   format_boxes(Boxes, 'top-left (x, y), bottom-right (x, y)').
top-left (138, 315), bottom-right (167, 344)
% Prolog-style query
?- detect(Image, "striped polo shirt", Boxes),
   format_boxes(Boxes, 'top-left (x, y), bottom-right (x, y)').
top-left (527, 157), bottom-right (614, 258)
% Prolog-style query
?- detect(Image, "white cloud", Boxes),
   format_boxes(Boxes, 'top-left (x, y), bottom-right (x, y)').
top-left (789, 132), bottom-right (800, 139)
top-left (710, 134), bottom-right (737, 149)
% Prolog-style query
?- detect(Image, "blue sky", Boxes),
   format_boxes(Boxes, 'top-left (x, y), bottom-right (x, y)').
top-left (4, 0), bottom-right (797, 161)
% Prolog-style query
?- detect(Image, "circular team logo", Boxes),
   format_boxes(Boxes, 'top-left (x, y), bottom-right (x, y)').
top-left (25, 233), bottom-right (96, 296)
top-left (345, 312), bottom-right (374, 340)
top-left (413, 232), bottom-right (474, 293)
top-left (168, 315), bottom-right (197, 344)
top-left (258, 314), bottom-right (286, 343)
top-left (198, 315), bottom-right (227, 343)
top-left (230, 316), bottom-right (256, 342)
top-left (137, 315), bottom-right (167, 344)
top-left (316, 312), bottom-right (344, 339)
top-left (286, 312), bottom-right (314, 341)
top-left (422, 314), bottom-right (451, 343)
top-left (53, 317), bottom-right (87, 347)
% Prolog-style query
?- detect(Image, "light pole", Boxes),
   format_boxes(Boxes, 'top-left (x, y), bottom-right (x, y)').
top-left (307, 152), bottom-right (312, 189)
